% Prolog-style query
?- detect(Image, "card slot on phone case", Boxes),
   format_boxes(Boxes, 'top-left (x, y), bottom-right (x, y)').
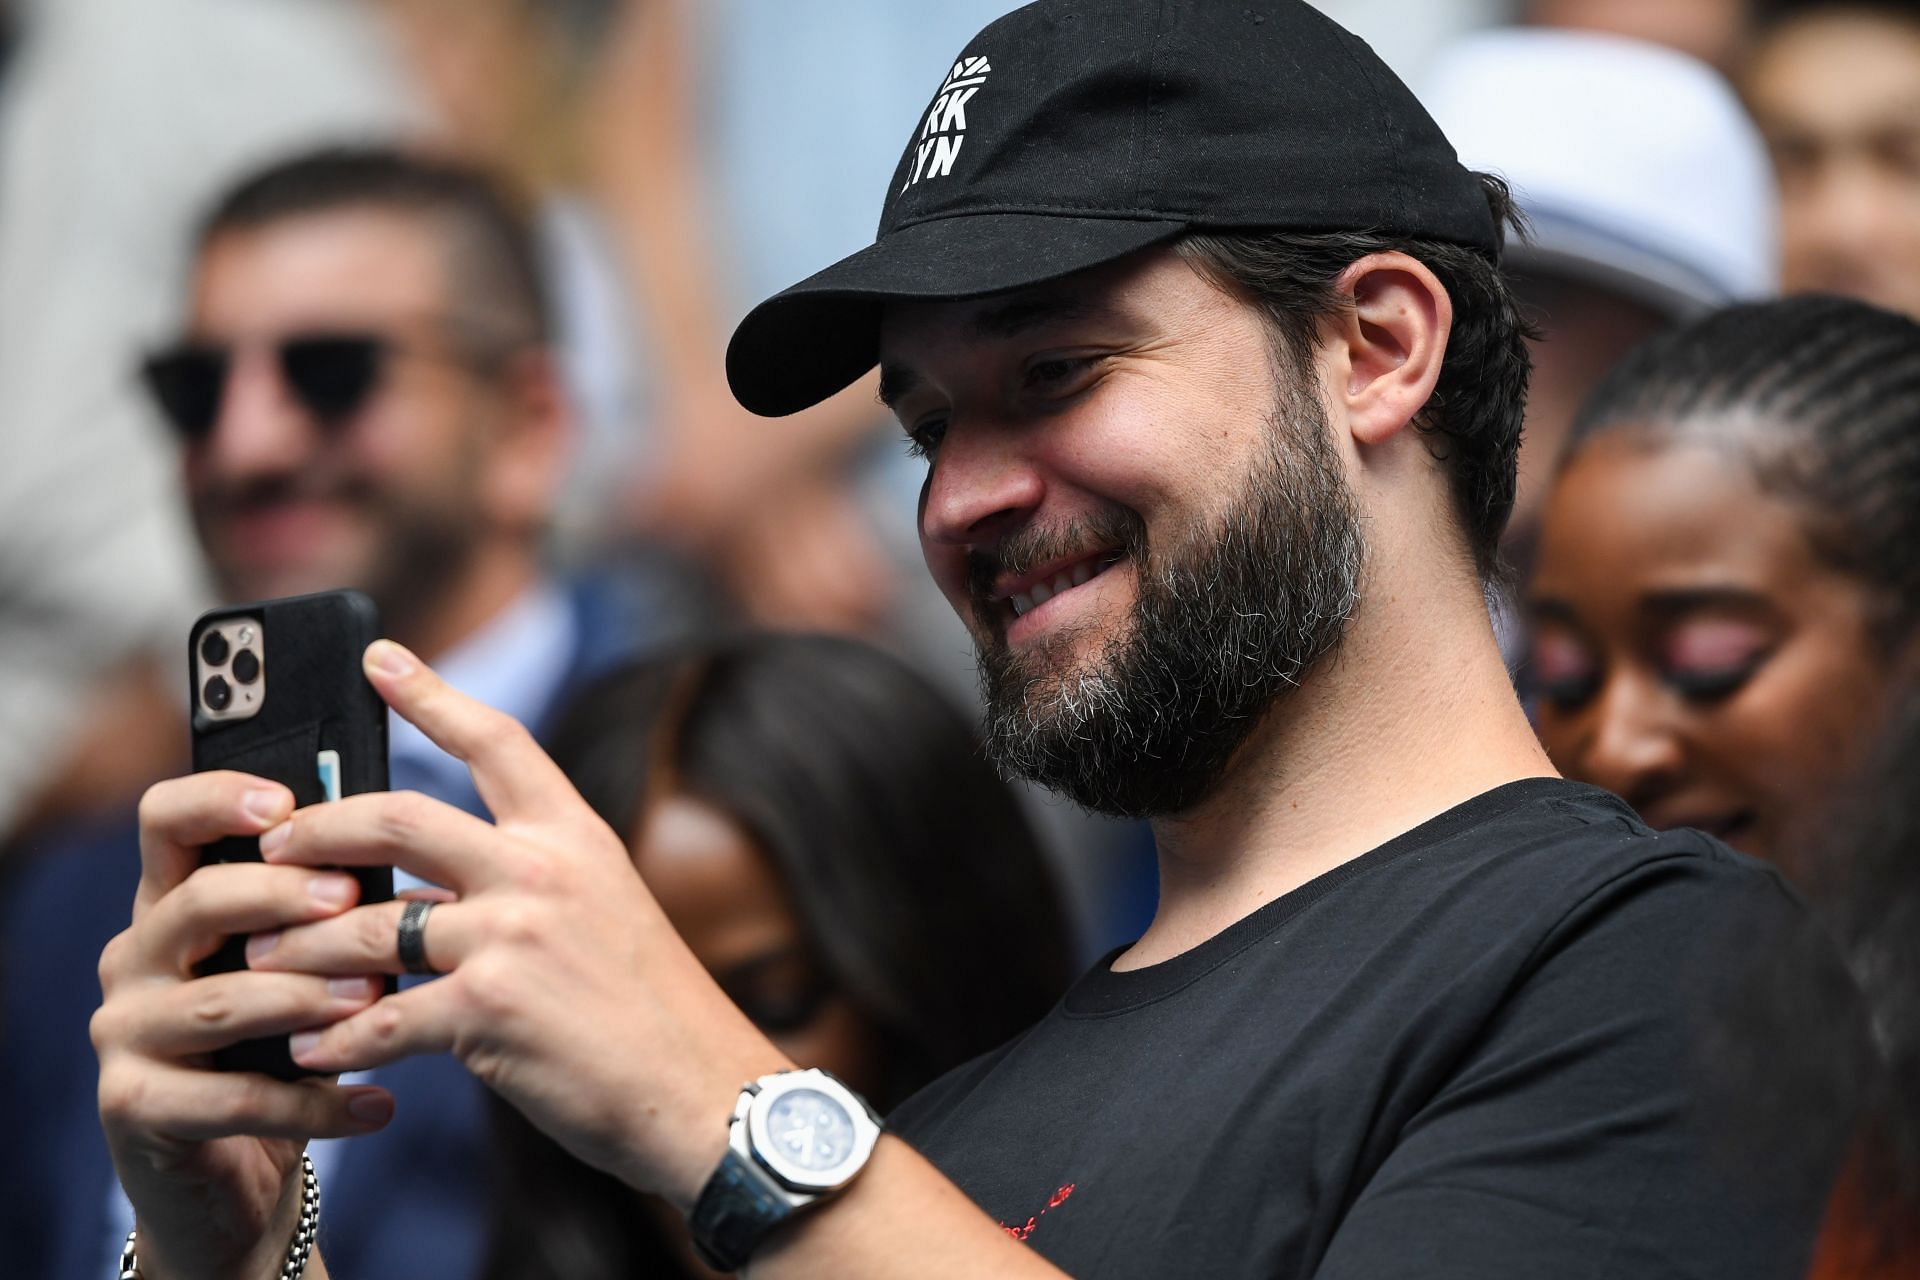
top-left (198, 721), bottom-right (326, 805)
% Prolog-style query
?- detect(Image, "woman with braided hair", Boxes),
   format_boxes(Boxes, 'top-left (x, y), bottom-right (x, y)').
top-left (1525, 293), bottom-right (1920, 873)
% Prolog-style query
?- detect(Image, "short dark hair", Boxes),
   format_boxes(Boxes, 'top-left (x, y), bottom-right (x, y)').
top-left (198, 145), bottom-right (551, 348)
top-left (1750, 0), bottom-right (1920, 37)
top-left (1175, 174), bottom-right (1534, 581)
top-left (1570, 294), bottom-right (1920, 643)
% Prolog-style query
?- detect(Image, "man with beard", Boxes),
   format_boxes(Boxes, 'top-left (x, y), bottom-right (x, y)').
top-left (2, 148), bottom-right (649, 1278)
top-left (92, 5), bottom-right (1852, 1280)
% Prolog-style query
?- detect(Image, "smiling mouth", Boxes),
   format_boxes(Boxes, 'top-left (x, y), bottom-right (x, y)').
top-left (1001, 549), bottom-right (1127, 620)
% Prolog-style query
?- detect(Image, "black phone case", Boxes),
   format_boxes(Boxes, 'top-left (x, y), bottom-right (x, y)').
top-left (190, 589), bottom-right (394, 1079)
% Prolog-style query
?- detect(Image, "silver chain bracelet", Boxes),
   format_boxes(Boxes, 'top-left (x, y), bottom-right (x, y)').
top-left (118, 1151), bottom-right (320, 1279)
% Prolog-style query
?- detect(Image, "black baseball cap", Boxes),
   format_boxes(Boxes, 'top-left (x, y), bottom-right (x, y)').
top-left (726, 0), bottom-right (1498, 417)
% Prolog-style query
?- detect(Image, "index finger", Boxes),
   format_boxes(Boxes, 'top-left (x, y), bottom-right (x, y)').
top-left (135, 773), bottom-right (295, 915)
top-left (362, 640), bottom-right (578, 824)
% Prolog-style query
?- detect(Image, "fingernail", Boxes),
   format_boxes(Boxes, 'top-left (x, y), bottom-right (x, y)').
top-left (245, 931), bottom-right (280, 965)
top-left (367, 640), bottom-right (415, 679)
top-left (289, 1030), bottom-right (322, 1061)
top-left (328, 976), bottom-right (380, 1001)
top-left (308, 875), bottom-right (356, 908)
top-left (259, 822), bottom-right (291, 856)
top-left (243, 788), bottom-right (288, 825)
top-left (347, 1090), bottom-right (394, 1126)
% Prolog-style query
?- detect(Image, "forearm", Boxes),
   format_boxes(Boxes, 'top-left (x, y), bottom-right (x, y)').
top-left (584, 0), bottom-right (886, 512)
top-left (747, 1138), bottom-right (1069, 1280)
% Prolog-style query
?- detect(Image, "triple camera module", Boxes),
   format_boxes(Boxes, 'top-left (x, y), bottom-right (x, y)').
top-left (195, 617), bottom-right (265, 722)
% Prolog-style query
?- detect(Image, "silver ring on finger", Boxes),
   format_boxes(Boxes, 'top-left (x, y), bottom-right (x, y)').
top-left (396, 898), bottom-right (440, 976)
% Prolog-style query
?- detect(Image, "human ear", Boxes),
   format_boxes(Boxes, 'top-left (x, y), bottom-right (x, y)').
top-left (482, 348), bottom-right (574, 533)
top-left (1327, 251), bottom-right (1450, 448)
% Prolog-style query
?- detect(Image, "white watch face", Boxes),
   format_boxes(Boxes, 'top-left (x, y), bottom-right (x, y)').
top-left (764, 1087), bottom-right (857, 1172)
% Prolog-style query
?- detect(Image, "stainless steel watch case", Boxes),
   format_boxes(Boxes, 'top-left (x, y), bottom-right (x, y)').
top-left (734, 1067), bottom-right (883, 1196)
top-left (688, 1068), bottom-right (884, 1271)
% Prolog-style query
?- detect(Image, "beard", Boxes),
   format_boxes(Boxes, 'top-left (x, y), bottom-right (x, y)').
top-left (193, 458), bottom-right (486, 637)
top-left (970, 384), bottom-right (1365, 818)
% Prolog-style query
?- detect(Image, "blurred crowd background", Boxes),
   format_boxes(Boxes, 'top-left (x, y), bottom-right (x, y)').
top-left (6, 0), bottom-right (1920, 944)
top-left (0, 0), bottom-right (1912, 1274)
top-left (10, 0), bottom-right (1916, 952)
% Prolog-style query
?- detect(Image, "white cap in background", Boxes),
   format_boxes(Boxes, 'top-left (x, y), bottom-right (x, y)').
top-left (1422, 28), bottom-right (1778, 318)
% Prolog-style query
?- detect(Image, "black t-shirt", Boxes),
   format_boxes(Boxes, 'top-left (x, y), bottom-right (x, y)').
top-left (890, 780), bottom-right (1845, 1279)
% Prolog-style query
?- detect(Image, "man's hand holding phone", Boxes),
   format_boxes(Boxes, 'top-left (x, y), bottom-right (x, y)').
top-left (96, 640), bottom-right (793, 1276)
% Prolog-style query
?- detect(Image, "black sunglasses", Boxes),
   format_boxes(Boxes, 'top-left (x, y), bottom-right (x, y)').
top-left (140, 334), bottom-right (389, 441)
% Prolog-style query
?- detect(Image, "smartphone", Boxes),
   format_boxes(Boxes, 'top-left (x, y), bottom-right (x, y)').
top-left (189, 589), bottom-right (395, 1079)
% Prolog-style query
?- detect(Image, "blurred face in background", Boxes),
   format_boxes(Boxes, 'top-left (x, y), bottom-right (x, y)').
top-left (628, 791), bottom-right (879, 1279)
top-left (1525, 432), bottom-right (1890, 868)
top-left (630, 794), bottom-right (883, 1096)
top-left (1745, 9), bottom-right (1920, 319)
top-left (178, 206), bottom-right (557, 640)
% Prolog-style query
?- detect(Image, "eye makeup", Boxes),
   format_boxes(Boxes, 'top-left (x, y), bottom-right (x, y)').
top-left (1528, 628), bottom-right (1602, 710)
top-left (1658, 619), bottom-right (1775, 702)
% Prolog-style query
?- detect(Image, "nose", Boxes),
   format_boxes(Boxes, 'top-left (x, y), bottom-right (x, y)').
top-left (197, 347), bottom-right (316, 476)
top-left (1575, 675), bottom-right (1687, 815)
top-left (1789, 161), bottom-right (1893, 285)
top-left (917, 417), bottom-right (1046, 549)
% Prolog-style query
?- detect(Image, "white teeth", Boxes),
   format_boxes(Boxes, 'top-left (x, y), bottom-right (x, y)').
top-left (1007, 557), bottom-right (1115, 622)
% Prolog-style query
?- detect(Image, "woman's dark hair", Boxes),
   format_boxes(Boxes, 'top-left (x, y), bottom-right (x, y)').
top-left (1818, 686), bottom-right (1920, 1262)
top-left (1175, 173), bottom-right (1535, 582)
top-left (482, 632), bottom-right (1076, 1280)
top-left (1568, 294), bottom-right (1920, 641)
top-left (1714, 680), bottom-right (1920, 1270)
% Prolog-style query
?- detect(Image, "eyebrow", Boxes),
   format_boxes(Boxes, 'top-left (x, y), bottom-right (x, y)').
top-left (1636, 586), bottom-right (1775, 622)
top-left (1526, 586), bottom-right (1775, 625)
top-left (1758, 109), bottom-right (1920, 148)
top-left (876, 364), bottom-right (922, 414)
top-left (714, 945), bottom-right (816, 990)
top-left (967, 292), bottom-right (1104, 340)
top-left (1525, 597), bottom-right (1581, 625)
top-left (876, 289), bottom-right (1115, 412)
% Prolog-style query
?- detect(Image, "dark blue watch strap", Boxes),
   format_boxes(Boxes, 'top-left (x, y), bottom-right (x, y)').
top-left (690, 1147), bottom-right (795, 1273)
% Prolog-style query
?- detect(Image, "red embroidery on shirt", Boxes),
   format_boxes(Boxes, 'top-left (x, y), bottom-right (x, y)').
top-left (1001, 1183), bottom-right (1076, 1241)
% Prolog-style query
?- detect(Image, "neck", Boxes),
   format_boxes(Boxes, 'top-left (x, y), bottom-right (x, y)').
top-left (389, 541), bottom-right (541, 664)
top-left (1118, 569), bottom-right (1554, 970)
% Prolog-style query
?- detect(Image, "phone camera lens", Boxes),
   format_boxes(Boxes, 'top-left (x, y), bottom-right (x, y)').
top-left (231, 649), bottom-right (261, 684)
top-left (204, 675), bottom-right (232, 712)
top-left (200, 630), bottom-right (230, 666)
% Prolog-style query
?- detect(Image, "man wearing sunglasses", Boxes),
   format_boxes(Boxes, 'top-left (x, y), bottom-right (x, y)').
top-left (0, 147), bottom-right (652, 1280)
top-left (142, 157), bottom-right (565, 660)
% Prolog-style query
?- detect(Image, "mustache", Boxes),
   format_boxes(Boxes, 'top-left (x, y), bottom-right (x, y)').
top-left (964, 508), bottom-right (1147, 615)
top-left (195, 470), bottom-right (377, 518)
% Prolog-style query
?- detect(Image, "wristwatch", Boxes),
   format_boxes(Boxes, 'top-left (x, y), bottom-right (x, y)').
top-left (688, 1068), bottom-right (883, 1272)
